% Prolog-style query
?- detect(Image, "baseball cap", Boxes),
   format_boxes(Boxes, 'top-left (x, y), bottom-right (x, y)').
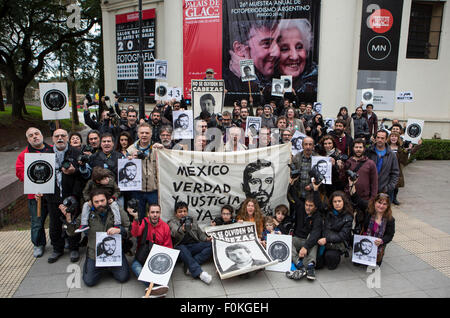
top-left (206, 68), bottom-right (214, 74)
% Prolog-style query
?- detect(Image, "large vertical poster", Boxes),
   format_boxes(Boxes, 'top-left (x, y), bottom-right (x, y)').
top-left (356, 0), bottom-right (403, 111)
top-left (183, 1), bottom-right (321, 104)
top-left (116, 9), bottom-right (156, 103)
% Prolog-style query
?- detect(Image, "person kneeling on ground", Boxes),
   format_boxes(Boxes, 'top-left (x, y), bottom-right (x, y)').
top-left (168, 201), bottom-right (213, 285)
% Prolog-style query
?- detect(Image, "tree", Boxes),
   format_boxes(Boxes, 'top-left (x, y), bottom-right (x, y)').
top-left (0, 0), bottom-right (100, 120)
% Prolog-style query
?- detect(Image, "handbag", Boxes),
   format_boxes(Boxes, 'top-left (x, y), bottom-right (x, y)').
top-left (135, 220), bottom-right (154, 264)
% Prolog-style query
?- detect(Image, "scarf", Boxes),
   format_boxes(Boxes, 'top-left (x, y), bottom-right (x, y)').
top-left (134, 140), bottom-right (151, 157)
top-left (54, 144), bottom-right (68, 197)
top-left (365, 216), bottom-right (387, 239)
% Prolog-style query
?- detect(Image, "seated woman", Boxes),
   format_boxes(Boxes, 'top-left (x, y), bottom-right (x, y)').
top-left (349, 178), bottom-right (395, 266)
top-left (236, 198), bottom-right (264, 240)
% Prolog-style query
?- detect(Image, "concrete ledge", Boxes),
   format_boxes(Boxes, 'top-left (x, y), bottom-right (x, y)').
top-left (0, 174), bottom-right (23, 210)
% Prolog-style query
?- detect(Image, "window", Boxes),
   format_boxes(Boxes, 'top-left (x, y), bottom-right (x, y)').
top-left (406, 1), bottom-right (444, 59)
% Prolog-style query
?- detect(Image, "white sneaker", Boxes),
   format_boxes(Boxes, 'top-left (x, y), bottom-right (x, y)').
top-left (199, 271), bottom-right (212, 285)
top-left (144, 285), bottom-right (169, 298)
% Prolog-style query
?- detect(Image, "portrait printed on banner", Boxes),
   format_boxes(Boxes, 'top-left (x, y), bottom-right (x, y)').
top-left (173, 110), bottom-right (194, 140)
top-left (117, 159), bottom-right (142, 191)
top-left (311, 156), bottom-right (332, 185)
top-left (95, 233), bottom-right (122, 267)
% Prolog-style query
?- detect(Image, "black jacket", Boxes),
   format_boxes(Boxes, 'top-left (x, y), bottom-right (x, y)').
top-left (83, 111), bottom-right (116, 136)
top-left (292, 191), bottom-right (323, 250)
top-left (88, 150), bottom-right (124, 182)
top-left (320, 199), bottom-right (354, 246)
top-left (114, 123), bottom-right (138, 142)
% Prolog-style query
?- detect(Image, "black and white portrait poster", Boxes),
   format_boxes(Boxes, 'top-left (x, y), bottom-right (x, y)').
top-left (361, 88), bottom-right (374, 105)
top-left (281, 75), bottom-right (293, 93)
top-left (245, 116), bottom-right (261, 138)
top-left (24, 153), bottom-right (55, 194)
top-left (352, 235), bottom-right (378, 267)
top-left (155, 82), bottom-right (169, 101)
top-left (154, 59), bottom-right (168, 80)
top-left (311, 156), bottom-right (332, 185)
top-left (191, 79), bottom-right (224, 118)
top-left (117, 159), bottom-right (142, 191)
top-left (404, 119), bottom-right (424, 144)
top-left (239, 59), bottom-right (257, 82)
top-left (324, 118), bottom-right (335, 133)
top-left (313, 102), bottom-right (322, 114)
top-left (95, 233), bottom-right (122, 267)
top-left (138, 244), bottom-right (180, 286)
top-left (39, 82), bottom-right (70, 120)
top-left (271, 79), bottom-right (284, 97)
top-left (157, 144), bottom-right (291, 227)
top-left (266, 234), bottom-right (292, 272)
top-left (205, 222), bottom-right (278, 279)
top-left (291, 130), bottom-right (306, 156)
top-left (173, 110), bottom-right (194, 140)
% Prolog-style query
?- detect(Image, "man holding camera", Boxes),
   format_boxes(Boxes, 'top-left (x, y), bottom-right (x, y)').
top-left (114, 108), bottom-right (138, 142)
top-left (83, 98), bottom-right (116, 136)
top-left (89, 133), bottom-right (124, 182)
top-left (168, 202), bottom-right (213, 285)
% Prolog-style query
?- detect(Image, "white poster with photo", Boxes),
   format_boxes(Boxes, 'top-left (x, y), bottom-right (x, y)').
top-left (240, 59), bottom-right (257, 82)
top-left (24, 153), bottom-right (55, 194)
top-left (313, 102), bottom-right (322, 114)
top-left (191, 80), bottom-right (224, 118)
top-left (266, 234), bottom-right (292, 272)
top-left (205, 222), bottom-right (278, 279)
top-left (245, 116), bottom-right (261, 138)
top-left (155, 82), bottom-right (169, 101)
top-left (280, 75), bottom-right (292, 93)
top-left (173, 110), bottom-right (194, 139)
top-left (404, 119), bottom-right (424, 144)
top-left (117, 159), bottom-right (142, 191)
top-left (352, 235), bottom-right (378, 267)
top-left (324, 118), bottom-right (335, 133)
top-left (169, 87), bottom-right (182, 101)
top-left (361, 88), bottom-right (374, 104)
top-left (138, 244), bottom-right (180, 286)
top-left (311, 156), bottom-right (332, 185)
top-left (154, 59), bottom-right (168, 80)
top-left (39, 82), bottom-right (70, 120)
top-left (271, 79), bottom-right (284, 97)
top-left (396, 91), bottom-right (414, 103)
top-left (95, 233), bottom-right (122, 267)
top-left (291, 130), bottom-right (306, 156)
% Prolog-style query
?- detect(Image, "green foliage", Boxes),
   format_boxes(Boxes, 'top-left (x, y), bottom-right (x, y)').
top-left (409, 139), bottom-right (450, 160)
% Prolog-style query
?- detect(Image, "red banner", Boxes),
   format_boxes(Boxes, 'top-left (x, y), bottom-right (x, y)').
top-left (183, 0), bottom-right (223, 99)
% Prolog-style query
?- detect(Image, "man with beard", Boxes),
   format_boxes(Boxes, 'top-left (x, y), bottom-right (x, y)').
top-left (86, 130), bottom-right (101, 155)
top-left (16, 127), bottom-right (54, 258)
top-left (118, 161), bottom-right (138, 188)
top-left (115, 109), bottom-right (138, 142)
top-left (64, 188), bottom-right (131, 287)
top-left (149, 109), bottom-right (168, 144)
top-left (96, 236), bottom-right (118, 262)
top-left (330, 119), bottom-right (353, 157)
top-left (242, 159), bottom-right (275, 215)
top-left (343, 138), bottom-right (378, 201)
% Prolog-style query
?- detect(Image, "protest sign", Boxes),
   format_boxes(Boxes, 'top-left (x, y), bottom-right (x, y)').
top-left (271, 79), bottom-right (284, 97)
top-left (311, 156), bottom-right (332, 185)
top-left (266, 234), bottom-right (292, 272)
top-left (281, 76), bottom-right (293, 93)
top-left (169, 87), bottom-right (183, 101)
top-left (352, 235), bottom-right (378, 267)
top-left (154, 59), bottom-right (168, 80)
top-left (396, 91), bottom-right (414, 102)
top-left (245, 116), bottom-right (261, 138)
top-left (404, 119), bottom-right (424, 144)
top-left (138, 244), bottom-right (180, 286)
top-left (240, 59), bottom-right (257, 82)
top-left (95, 233), bottom-right (122, 267)
top-left (155, 82), bottom-right (169, 101)
top-left (191, 79), bottom-right (224, 119)
top-left (205, 222), bottom-right (278, 279)
top-left (118, 159), bottom-right (142, 191)
top-left (291, 131), bottom-right (306, 156)
top-left (313, 102), bottom-right (322, 114)
top-left (24, 153), bottom-right (55, 195)
top-left (361, 88), bottom-right (374, 104)
top-left (173, 110), bottom-right (194, 139)
top-left (39, 82), bottom-right (70, 120)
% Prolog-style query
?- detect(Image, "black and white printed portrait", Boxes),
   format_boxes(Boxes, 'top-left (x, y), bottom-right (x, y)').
top-left (148, 253), bottom-right (173, 275)
top-left (242, 65), bottom-right (252, 78)
top-left (407, 123), bottom-right (421, 139)
top-left (27, 160), bottom-right (53, 184)
top-left (313, 102), bottom-right (322, 114)
top-left (96, 236), bottom-right (118, 262)
top-left (311, 156), bottom-right (332, 185)
top-left (363, 91), bottom-right (373, 102)
top-left (313, 159), bottom-right (329, 183)
top-left (155, 65), bottom-right (166, 78)
top-left (354, 238), bottom-right (374, 257)
top-left (43, 89), bottom-right (67, 111)
top-left (156, 85), bottom-right (167, 98)
top-left (118, 161), bottom-right (138, 187)
top-left (242, 159), bottom-right (275, 214)
top-left (352, 235), bottom-right (377, 266)
top-left (291, 136), bottom-right (304, 151)
top-left (273, 83), bottom-right (282, 95)
top-left (268, 241), bottom-right (289, 262)
top-left (200, 93), bottom-right (216, 115)
top-left (174, 113), bottom-right (190, 131)
top-left (223, 243), bottom-right (268, 274)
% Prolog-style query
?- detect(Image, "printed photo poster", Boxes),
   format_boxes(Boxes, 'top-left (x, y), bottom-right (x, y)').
top-left (352, 235), bottom-right (378, 267)
top-left (117, 159), bottom-right (142, 191)
top-left (205, 222), bottom-right (278, 279)
top-left (95, 233), bottom-right (122, 267)
top-left (191, 80), bottom-right (225, 118)
top-left (173, 110), bottom-right (194, 140)
top-left (324, 118), bottom-right (335, 133)
top-left (311, 156), bottom-right (332, 185)
top-left (361, 88), bottom-right (374, 105)
top-left (155, 82), bottom-right (169, 101)
top-left (281, 75), bottom-right (293, 93)
top-left (313, 102), bottom-right (322, 114)
top-left (271, 79), bottom-right (284, 97)
top-left (154, 60), bottom-right (168, 80)
top-left (266, 233), bottom-right (292, 272)
top-left (138, 244), bottom-right (180, 286)
top-left (404, 119), bottom-right (424, 144)
top-left (39, 82), bottom-right (70, 120)
top-left (245, 116), bottom-right (261, 138)
top-left (291, 130), bottom-right (306, 156)
top-left (24, 153), bottom-right (56, 194)
top-left (396, 91), bottom-right (414, 103)
top-left (240, 59), bottom-right (257, 82)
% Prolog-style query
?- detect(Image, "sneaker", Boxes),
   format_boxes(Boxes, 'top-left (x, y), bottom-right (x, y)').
top-left (295, 259), bottom-right (304, 270)
top-left (144, 285), bottom-right (169, 298)
top-left (75, 225), bottom-right (90, 233)
top-left (285, 268), bottom-right (306, 281)
top-left (48, 251), bottom-right (63, 264)
top-left (70, 250), bottom-right (80, 263)
top-left (199, 271), bottom-right (212, 284)
top-left (306, 265), bottom-right (316, 280)
top-left (33, 246), bottom-right (44, 258)
top-left (183, 263), bottom-right (190, 276)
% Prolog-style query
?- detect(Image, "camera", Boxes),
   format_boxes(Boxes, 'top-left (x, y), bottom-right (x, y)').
top-left (77, 153), bottom-right (90, 166)
top-left (85, 94), bottom-right (98, 107)
top-left (288, 163), bottom-right (301, 179)
top-left (107, 106), bottom-right (116, 118)
top-left (61, 158), bottom-right (76, 170)
top-left (127, 198), bottom-right (139, 212)
top-left (346, 169), bottom-right (359, 182)
top-left (81, 144), bottom-right (94, 154)
top-left (330, 152), bottom-right (349, 162)
top-left (62, 196), bottom-right (78, 215)
top-left (136, 150), bottom-right (148, 160)
top-left (309, 169), bottom-right (324, 185)
top-left (216, 112), bottom-right (223, 121)
top-left (213, 216), bottom-right (225, 226)
top-left (180, 216), bottom-right (194, 232)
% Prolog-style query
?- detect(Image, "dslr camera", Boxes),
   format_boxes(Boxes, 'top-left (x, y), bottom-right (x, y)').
top-left (346, 169), bottom-right (359, 182)
top-left (81, 144), bottom-right (94, 154)
top-left (62, 196), bottom-right (78, 226)
top-left (180, 216), bottom-right (194, 232)
top-left (85, 94), bottom-right (98, 107)
top-left (127, 198), bottom-right (139, 214)
top-left (60, 158), bottom-right (76, 171)
top-left (330, 152), bottom-right (349, 162)
top-left (288, 163), bottom-right (301, 179)
top-left (77, 153), bottom-right (90, 166)
top-left (136, 150), bottom-right (148, 160)
top-left (309, 169), bottom-right (324, 185)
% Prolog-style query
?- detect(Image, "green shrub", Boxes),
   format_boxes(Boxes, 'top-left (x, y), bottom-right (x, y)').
top-left (409, 139), bottom-right (450, 160)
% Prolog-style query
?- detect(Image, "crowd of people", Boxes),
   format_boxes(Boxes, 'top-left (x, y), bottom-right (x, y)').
top-left (15, 69), bottom-right (423, 297)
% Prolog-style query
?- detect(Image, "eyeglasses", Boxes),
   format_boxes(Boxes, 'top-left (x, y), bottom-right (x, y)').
top-left (54, 134), bottom-right (67, 138)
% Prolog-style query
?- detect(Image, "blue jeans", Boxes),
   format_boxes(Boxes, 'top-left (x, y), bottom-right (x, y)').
top-left (83, 255), bottom-right (130, 287)
top-left (131, 190), bottom-right (158, 220)
top-left (131, 259), bottom-right (150, 287)
top-left (28, 198), bottom-right (48, 247)
top-left (176, 242), bottom-right (212, 278)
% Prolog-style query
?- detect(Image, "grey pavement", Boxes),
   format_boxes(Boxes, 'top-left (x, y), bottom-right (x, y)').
top-left (7, 160), bottom-right (450, 298)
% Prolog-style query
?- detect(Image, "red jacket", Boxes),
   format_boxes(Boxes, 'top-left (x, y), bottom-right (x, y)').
top-left (16, 143), bottom-right (53, 200)
top-left (131, 217), bottom-right (173, 250)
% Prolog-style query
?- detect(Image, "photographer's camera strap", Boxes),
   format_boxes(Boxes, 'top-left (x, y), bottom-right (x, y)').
top-left (352, 161), bottom-right (365, 174)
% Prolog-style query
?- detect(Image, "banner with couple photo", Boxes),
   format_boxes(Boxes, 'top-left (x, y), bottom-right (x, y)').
top-left (182, 0), bottom-right (321, 103)
top-left (156, 144), bottom-right (291, 228)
